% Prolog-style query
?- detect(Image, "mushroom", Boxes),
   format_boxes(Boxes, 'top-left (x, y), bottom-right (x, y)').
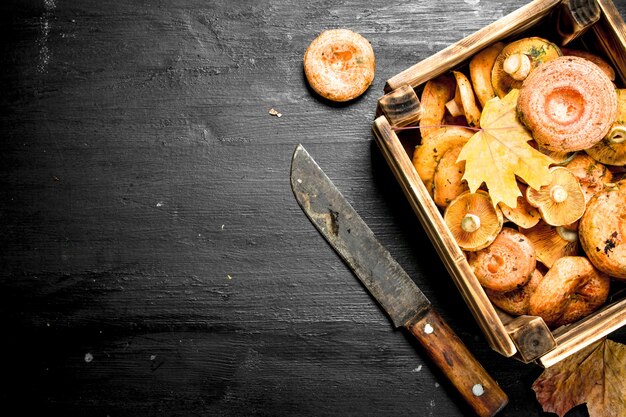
top-left (498, 183), bottom-right (541, 229)
top-left (412, 126), bottom-right (474, 194)
top-left (585, 89), bottom-right (626, 166)
top-left (520, 220), bottom-right (578, 268)
top-left (491, 37), bottom-right (561, 98)
top-left (303, 29), bottom-right (376, 102)
top-left (564, 153), bottom-right (613, 204)
top-left (467, 227), bottom-right (536, 292)
top-left (449, 71), bottom-right (482, 128)
top-left (444, 190), bottom-right (503, 251)
top-left (528, 256), bottom-right (610, 327)
top-left (433, 145), bottom-right (469, 208)
top-left (503, 53), bottom-right (531, 81)
top-left (419, 74), bottom-right (456, 139)
top-left (485, 269), bottom-right (544, 316)
top-left (579, 179), bottom-right (626, 280)
top-left (517, 56), bottom-right (618, 152)
top-left (556, 268), bottom-right (611, 327)
top-left (561, 47), bottom-right (615, 81)
top-left (526, 166), bottom-right (586, 226)
top-left (469, 42), bottom-right (505, 107)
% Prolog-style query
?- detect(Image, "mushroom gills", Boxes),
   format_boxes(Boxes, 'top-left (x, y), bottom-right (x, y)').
top-left (492, 37), bottom-right (562, 98)
top-left (526, 167), bottom-right (586, 226)
top-left (444, 190), bottom-right (503, 251)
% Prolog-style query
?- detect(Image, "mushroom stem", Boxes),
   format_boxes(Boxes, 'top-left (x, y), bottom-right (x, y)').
top-left (445, 98), bottom-right (464, 117)
top-left (606, 125), bottom-right (626, 144)
top-left (556, 226), bottom-right (579, 243)
top-left (503, 53), bottom-right (531, 81)
top-left (550, 185), bottom-right (569, 203)
top-left (461, 213), bottom-right (481, 233)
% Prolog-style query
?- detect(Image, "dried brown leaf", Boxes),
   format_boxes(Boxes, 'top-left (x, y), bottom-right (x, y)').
top-left (532, 339), bottom-right (626, 417)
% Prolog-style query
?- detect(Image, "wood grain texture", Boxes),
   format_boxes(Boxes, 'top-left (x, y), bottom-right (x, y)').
top-left (407, 309), bottom-right (508, 417)
top-left (1, 0), bottom-right (625, 416)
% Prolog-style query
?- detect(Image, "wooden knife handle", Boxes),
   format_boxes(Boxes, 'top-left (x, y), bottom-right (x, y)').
top-left (407, 308), bottom-right (508, 417)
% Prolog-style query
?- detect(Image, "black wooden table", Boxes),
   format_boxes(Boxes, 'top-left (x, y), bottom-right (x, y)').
top-left (2, 1), bottom-right (625, 416)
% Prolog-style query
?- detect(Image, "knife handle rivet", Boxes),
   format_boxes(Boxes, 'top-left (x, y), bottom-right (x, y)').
top-left (423, 323), bottom-right (434, 334)
top-left (472, 383), bottom-right (484, 397)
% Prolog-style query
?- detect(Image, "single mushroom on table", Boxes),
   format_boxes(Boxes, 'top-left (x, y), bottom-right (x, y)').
top-left (443, 190), bottom-right (503, 252)
top-left (517, 56), bottom-right (618, 152)
top-left (467, 227), bottom-right (536, 292)
top-left (432, 145), bottom-right (469, 208)
top-left (525, 166), bottom-right (586, 226)
top-left (579, 178), bottom-right (626, 280)
top-left (491, 37), bottom-right (561, 98)
top-left (528, 256), bottom-right (610, 328)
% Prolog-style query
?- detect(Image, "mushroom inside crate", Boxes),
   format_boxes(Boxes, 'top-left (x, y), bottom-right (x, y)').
top-left (406, 36), bottom-right (626, 329)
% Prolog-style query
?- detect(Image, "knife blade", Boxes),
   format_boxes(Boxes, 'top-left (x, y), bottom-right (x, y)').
top-left (290, 144), bottom-right (508, 417)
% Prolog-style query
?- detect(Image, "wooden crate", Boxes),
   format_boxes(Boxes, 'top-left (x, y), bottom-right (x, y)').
top-left (372, 0), bottom-right (626, 367)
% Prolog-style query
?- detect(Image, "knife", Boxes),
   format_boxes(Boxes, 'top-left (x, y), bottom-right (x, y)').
top-left (290, 144), bottom-right (508, 417)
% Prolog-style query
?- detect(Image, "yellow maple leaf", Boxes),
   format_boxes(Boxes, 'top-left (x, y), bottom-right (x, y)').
top-left (532, 339), bottom-right (626, 417)
top-left (457, 89), bottom-right (554, 208)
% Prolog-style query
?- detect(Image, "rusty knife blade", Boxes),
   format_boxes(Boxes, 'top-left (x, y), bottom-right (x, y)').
top-left (290, 144), bottom-right (430, 327)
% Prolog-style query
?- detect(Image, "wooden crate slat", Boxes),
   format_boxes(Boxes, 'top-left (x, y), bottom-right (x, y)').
top-left (384, 0), bottom-right (561, 92)
top-left (376, 0), bottom-right (626, 366)
top-left (372, 116), bottom-right (517, 357)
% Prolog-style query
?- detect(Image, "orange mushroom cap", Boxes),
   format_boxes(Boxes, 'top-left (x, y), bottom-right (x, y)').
top-left (303, 29), bottom-right (375, 102)
top-left (468, 227), bottom-right (536, 292)
top-left (433, 145), bottom-right (469, 208)
top-left (529, 256), bottom-right (610, 327)
top-left (579, 179), bottom-right (626, 280)
top-left (485, 268), bottom-right (543, 316)
top-left (498, 183), bottom-right (541, 229)
top-left (517, 56), bottom-right (618, 152)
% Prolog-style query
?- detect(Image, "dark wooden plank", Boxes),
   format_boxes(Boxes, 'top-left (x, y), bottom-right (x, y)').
top-left (1, 0), bottom-right (626, 416)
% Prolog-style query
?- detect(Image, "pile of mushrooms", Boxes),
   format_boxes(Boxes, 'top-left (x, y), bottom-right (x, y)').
top-left (412, 36), bottom-right (626, 328)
